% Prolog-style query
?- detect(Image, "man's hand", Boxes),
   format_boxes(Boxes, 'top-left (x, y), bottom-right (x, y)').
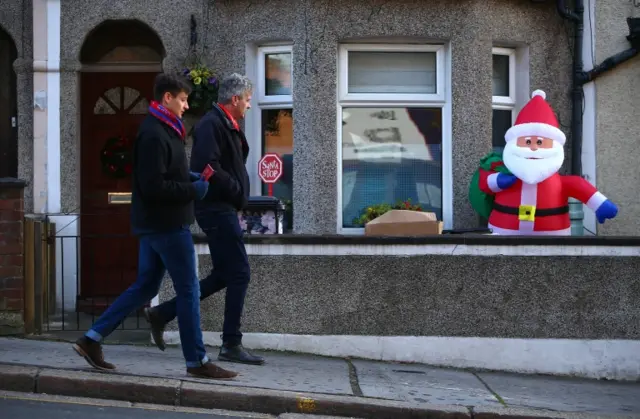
top-left (595, 200), bottom-right (618, 224)
top-left (189, 171), bottom-right (202, 182)
top-left (496, 173), bottom-right (518, 190)
top-left (192, 179), bottom-right (209, 200)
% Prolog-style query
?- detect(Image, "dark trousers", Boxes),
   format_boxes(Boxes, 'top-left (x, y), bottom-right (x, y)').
top-left (155, 210), bottom-right (251, 346)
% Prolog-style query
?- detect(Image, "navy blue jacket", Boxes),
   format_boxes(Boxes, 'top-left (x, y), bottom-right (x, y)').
top-left (190, 104), bottom-right (250, 211)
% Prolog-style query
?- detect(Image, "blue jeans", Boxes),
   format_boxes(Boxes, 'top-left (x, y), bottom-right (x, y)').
top-left (154, 210), bottom-right (250, 346)
top-left (85, 228), bottom-right (208, 368)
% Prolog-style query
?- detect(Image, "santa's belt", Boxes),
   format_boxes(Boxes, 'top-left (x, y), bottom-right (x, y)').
top-left (492, 203), bottom-right (569, 217)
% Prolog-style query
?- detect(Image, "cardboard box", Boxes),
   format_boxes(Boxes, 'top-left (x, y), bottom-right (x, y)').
top-left (364, 210), bottom-right (443, 236)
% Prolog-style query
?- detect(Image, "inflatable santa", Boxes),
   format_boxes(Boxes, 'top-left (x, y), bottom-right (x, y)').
top-left (479, 90), bottom-right (618, 235)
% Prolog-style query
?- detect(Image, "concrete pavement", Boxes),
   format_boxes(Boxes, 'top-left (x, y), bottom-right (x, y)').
top-left (0, 337), bottom-right (639, 418)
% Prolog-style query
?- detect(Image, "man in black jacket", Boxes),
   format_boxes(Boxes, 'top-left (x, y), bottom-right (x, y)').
top-left (145, 73), bottom-right (264, 365)
top-left (73, 73), bottom-right (237, 380)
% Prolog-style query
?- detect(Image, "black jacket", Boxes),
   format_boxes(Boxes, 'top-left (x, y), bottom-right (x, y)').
top-left (130, 115), bottom-right (197, 232)
top-left (190, 104), bottom-right (250, 211)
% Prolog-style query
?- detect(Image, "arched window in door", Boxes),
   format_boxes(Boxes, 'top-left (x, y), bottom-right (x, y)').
top-left (93, 87), bottom-right (150, 115)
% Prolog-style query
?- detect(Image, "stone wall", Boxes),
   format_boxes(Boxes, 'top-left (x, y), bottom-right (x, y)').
top-left (159, 235), bottom-right (640, 340)
top-left (0, 178), bottom-right (26, 335)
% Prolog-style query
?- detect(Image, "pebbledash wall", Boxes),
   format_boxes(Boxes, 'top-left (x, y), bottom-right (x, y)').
top-left (159, 236), bottom-right (640, 381)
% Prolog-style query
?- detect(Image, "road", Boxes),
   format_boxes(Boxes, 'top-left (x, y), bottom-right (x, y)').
top-left (0, 391), bottom-right (274, 419)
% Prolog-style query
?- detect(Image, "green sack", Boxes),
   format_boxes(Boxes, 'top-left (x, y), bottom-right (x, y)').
top-left (468, 151), bottom-right (512, 219)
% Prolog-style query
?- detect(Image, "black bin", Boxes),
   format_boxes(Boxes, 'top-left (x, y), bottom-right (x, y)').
top-left (239, 196), bottom-right (286, 235)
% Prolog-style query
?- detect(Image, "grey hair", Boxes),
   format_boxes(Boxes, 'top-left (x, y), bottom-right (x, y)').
top-left (218, 73), bottom-right (253, 104)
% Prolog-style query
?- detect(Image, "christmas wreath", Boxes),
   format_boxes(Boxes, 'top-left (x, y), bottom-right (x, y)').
top-left (100, 136), bottom-right (133, 179)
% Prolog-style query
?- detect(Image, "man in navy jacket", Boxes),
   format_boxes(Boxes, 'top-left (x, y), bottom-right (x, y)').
top-left (145, 73), bottom-right (264, 365)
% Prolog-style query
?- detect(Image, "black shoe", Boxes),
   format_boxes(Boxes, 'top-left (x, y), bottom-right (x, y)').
top-left (143, 307), bottom-right (166, 351)
top-left (218, 343), bottom-right (265, 365)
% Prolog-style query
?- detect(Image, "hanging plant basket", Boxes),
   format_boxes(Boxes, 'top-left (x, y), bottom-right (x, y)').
top-left (180, 65), bottom-right (219, 116)
top-left (100, 136), bottom-right (133, 179)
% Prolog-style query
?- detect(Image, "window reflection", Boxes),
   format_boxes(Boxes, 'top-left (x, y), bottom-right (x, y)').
top-left (262, 109), bottom-right (293, 227)
top-left (265, 53), bottom-right (292, 96)
top-left (341, 107), bottom-right (443, 228)
top-left (492, 109), bottom-right (512, 155)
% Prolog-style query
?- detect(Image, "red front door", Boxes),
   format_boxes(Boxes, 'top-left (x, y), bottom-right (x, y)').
top-left (79, 72), bottom-right (157, 313)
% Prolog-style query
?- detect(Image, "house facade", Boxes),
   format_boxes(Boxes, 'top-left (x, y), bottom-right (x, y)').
top-left (3, 0), bottom-right (576, 234)
top-left (2, 0), bottom-right (638, 238)
top-left (2, 0), bottom-right (640, 379)
top-left (0, 0), bottom-right (637, 302)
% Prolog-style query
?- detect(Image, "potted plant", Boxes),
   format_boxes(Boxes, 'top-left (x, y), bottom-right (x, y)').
top-left (352, 199), bottom-right (423, 227)
top-left (180, 64), bottom-right (219, 116)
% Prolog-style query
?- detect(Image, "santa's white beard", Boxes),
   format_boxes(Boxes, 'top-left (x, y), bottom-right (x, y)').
top-left (502, 142), bottom-right (564, 185)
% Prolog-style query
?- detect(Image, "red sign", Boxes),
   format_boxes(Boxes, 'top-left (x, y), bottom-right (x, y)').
top-left (259, 153), bottom-right (283, 197)
top-left (259, 153), bottom-right (283, 184)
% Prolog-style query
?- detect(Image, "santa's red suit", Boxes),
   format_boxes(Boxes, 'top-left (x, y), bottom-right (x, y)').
top-left (477, 89), bottom-right (615, 235)
top-left (479, 171), bottom-right (607, 235)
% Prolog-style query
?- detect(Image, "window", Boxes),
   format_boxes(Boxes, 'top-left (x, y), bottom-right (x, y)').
top-left (492, 48), bottom-right (516, 154)
top-left (253, 46), bottom-right (294, 230)
top-left (338, 44), bottom-right (450, 232)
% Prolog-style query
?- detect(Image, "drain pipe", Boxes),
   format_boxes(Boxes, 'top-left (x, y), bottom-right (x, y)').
top-left (557, 0), bottom-right (584, 176)
top-left (557, 0), bottom-right (585, 235)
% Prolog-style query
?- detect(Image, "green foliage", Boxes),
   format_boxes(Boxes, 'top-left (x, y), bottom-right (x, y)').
top-left (352, 199), bottom-right (423, 227)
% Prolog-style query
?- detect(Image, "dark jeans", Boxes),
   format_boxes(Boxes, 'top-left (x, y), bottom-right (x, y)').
top-left (86, 228), bottom-right (208, 368)
top-left (155, 210), bottom-right (251, 346)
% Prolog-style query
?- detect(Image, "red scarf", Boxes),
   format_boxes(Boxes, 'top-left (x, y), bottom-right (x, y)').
top-left (149, 101), bottom-right (186, 140)
top-left (217, 103), bottom-right (240, 131)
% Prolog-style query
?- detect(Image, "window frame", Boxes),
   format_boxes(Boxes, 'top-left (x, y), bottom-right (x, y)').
top-left (257, 45), bottom-right (294, 105)
top-left (246, 44), bottom-right (294, 196)
top-left (491, 47), bottom-right (517, 153)
top-left (336, 43), bottom-right (452, 234)
top-left (338, 43), bottom-right (446, 104)
top-left (491, 47), bottom-right (517, 109)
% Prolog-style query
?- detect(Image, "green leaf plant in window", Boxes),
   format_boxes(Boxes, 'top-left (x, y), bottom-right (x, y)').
top-left (352, 199), bottom-right (423, 227)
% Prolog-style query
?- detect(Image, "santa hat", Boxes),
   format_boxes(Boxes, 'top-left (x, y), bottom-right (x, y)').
top-left (504, 89), bottom-right (566, 146)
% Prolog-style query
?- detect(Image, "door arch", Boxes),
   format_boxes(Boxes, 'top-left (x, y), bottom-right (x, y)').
top-left (0, 26), bottom-right (18, 178)
top-left (78, 20), bottom-right (165, 313)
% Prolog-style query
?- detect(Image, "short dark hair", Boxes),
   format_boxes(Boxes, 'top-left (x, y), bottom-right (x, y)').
top-left (153, 73), bottom-right (192, 101)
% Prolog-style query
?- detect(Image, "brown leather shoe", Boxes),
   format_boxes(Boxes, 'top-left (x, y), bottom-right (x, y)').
top-left (143, 307), bottom-right (166, 351)
top-left (187, 360), bottom-right (238, 380)
top-left (72, 336), bottom-right (116, 371)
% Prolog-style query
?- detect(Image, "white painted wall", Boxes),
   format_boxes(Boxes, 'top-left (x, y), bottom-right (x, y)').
top-left (46, 0), bottom-right (61, 214)
top-left (32, 0), bottom-right (48, 213)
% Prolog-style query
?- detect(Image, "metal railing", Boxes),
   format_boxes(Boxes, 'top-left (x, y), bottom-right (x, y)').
top-left (23, 215), bottom-right (149, 334)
